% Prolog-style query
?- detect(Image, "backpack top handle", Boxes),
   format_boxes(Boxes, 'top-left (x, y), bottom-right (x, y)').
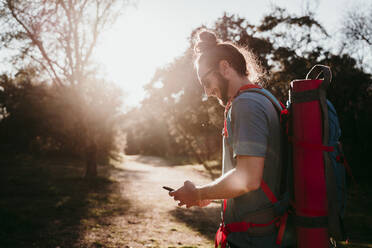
top-left (306, 64), bottom-right (332, 90)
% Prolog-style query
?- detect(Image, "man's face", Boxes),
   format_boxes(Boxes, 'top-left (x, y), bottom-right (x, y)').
top-left (198, 65), bottom-right (229, 107)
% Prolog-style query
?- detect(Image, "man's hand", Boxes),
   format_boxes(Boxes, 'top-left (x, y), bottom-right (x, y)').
top-left (169, 156), bottom-right (264, 208)
top-left (169, 180), bottom-right (211, 208)
top-left (198, 199), bottom-right (212, 207)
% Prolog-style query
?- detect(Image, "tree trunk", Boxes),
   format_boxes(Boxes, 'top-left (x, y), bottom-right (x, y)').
top-left (85, 142), bottom-right (97, 178)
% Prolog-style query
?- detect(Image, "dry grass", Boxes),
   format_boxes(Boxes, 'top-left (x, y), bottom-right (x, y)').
top-left (0, 155), bottom-right (219, 247)
top-left (1, 154), bottom-right (371, 248)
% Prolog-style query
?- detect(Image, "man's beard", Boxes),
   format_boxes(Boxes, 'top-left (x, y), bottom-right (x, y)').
top-left (215, 72), bottom-right (229, 107)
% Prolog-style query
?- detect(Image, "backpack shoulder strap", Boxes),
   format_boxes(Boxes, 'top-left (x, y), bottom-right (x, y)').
top-left (239, 88), bottom-right (290, 199)
top-left (239, 88), bottom-right (284, 113)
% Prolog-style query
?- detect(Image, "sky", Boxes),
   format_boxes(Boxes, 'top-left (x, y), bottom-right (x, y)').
top-left (0, 0), bottom-right (366, 109)
top-left (94, 0), bottom-right (360, 109)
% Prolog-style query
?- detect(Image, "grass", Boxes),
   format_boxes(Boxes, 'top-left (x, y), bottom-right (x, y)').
top-left (342, 181), bottom-right (372, 247)
top-left (0, 153), bottom-right (371, 248)
top-left (0, 155), bottom-right (130, 248)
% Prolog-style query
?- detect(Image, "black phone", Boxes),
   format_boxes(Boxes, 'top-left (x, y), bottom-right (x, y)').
top-left (162, 186), bottom-right (174, 192)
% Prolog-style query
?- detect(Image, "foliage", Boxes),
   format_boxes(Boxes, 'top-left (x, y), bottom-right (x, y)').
top-left (123, 50), bottom-right (223, 176)
top-left (341, 2), bottom-right (372, 73)
top-left (0, 156), bottom-right (129, 247)
top-left (124, 8), bottom-right (372, 178)
top-left (0, 69), bottom-right (124, 161)
top-left (0, 0), bottom-right (130, 177)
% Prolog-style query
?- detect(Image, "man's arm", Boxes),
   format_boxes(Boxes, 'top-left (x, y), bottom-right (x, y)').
top-left (169, 155), bottom-right (264, 208)
top-left (199, 155), bottom-right (264, 200)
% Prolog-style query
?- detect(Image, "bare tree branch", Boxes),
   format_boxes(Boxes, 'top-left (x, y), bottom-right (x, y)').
top-left (58, 0), bottom-right (75, 81)
top-left (2, 0), bottom-right (130, 86)
top-left (6, 0), bottom-right (64, 87)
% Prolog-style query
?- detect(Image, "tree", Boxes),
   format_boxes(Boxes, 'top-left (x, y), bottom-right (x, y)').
top-left (0, 69), bottom-right (123, 166)
top-left (124, 49), bottom-right (223, 178)
top-left (124, 9), bottom-right (328, 166)
top-left (124, 8), bottom-right (372, 179)
top-left (341, 2), bottom-right (372, 74)
top-left (0, 69), bottom-right (51, 154)
top-left (1, 0), bottom-right (129, 85)
top-left (0, 0), bottom-right (130, 177)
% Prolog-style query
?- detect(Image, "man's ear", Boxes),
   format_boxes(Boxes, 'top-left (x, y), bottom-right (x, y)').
top-left (218, 60), bottom-right (231, 78)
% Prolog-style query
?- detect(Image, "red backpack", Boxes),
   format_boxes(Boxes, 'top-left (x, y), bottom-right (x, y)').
top-left (215, 65), bottom-right (349, 248)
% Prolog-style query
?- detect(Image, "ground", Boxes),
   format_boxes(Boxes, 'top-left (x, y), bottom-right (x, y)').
top-left (0, 155), bottom-right (220, 248)
top-left (91, 155), bottom-right (221, 248)
top-left (1, 154), bottom-right (371, 248)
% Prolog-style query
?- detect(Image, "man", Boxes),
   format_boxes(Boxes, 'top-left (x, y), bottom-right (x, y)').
top-left (169, 30), bottom-right (283, 248)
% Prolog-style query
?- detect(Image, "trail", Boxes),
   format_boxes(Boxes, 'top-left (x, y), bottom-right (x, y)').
top-left (107, 155), bottom-right (220, 248)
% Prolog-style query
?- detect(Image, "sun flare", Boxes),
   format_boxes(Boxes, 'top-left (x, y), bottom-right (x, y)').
top-left (94, 6), bottom-right (185, 109)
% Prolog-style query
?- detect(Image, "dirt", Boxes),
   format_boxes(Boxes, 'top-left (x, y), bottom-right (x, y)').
top-left (81, 155), bottom-right (221, 248)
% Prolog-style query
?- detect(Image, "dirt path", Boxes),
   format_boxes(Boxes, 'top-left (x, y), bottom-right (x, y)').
top-left (104, 155), bottom-right (221, 248)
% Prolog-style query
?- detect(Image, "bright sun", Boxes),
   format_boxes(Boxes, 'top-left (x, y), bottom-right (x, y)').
top-left (94, 5), bottom-right (186, 110)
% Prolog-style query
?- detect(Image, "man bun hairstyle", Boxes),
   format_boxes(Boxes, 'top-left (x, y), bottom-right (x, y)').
top-left (194, 29), bottom-right (263, 83)
top-left (194, 30), bottom-right (219, 54)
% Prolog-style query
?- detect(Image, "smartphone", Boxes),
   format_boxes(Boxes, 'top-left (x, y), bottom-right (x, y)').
top-left (162, 186), bottom-right (174, 192)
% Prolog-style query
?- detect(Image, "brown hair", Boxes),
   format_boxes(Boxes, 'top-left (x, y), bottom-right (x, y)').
top-left (193, 29), bottom-right (263, 83)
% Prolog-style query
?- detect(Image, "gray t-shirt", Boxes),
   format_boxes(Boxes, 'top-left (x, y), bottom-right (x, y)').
top-left (222, 90), bottom-right (282, 247)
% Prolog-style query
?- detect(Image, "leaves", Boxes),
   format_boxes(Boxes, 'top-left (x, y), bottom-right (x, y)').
top-left (124, 7), bottom-right (372, 173)
top-left (0, 68), bottom-right (124, 161)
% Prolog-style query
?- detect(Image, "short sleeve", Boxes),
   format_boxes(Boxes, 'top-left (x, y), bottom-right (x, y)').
top-left (231, 95), bottom-right (269, 157)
